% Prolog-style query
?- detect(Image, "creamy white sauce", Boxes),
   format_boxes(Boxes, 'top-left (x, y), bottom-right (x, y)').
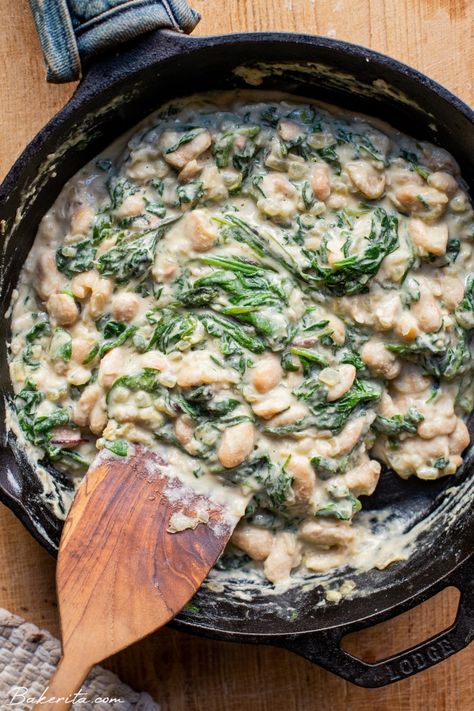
top-left (7, 90), bottom-right (474, 589)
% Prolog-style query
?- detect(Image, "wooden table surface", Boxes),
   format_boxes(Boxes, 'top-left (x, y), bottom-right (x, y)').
top-left (0, 1), bottom-right (473, 709)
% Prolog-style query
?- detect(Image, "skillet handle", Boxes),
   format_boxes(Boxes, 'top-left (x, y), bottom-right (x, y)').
top-left (73, 29), bottom-right (204, 101)
top-left (277, 557), bottom-right (474, 687)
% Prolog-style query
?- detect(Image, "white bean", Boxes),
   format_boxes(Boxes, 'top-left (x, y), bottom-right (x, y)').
top-left (298, 518), bottom-right (355, 547)
top-left (176, 351), bottom-right (238, 388)
top-left (394, 312), bottom-right (420, 342)
top-left (277, 120), bottom-right (302, 142)
top-left (267, 403), bottom-right (309, 428)
top-left (448, 419), bottom-right (470, 455)
top-left (344, 459), bottom-right (381, 496)
top-left (394, 185), bottom-right (448, 221)
top-left (70, 206), bottom-right (94, 235)
top-left (250, 355), bottom-right (283, 393)
top-left (286, 455), bottom-right (316, 504)
top-left (111, 292), bottom-right (141, 321)
top-left (125, 145), bottom-right (169, 183)
top-left (263, 532), bottom-right (300, 584)
top-left (361, 340), bottom-right (401, 380)
top-left (201, 165), bottom-right (228, 202)
top-left (184, 209), bottom-right (217, 252)
top-left (72, 383), bottom-right (103, 427)
top-left (333, 417), bottom-right (366, 456)
top-left (346, 160), bottom-right (386, 199)
top-left (310, 163), bottom-right (331, 201)
top-left (71, 335), bottom-right (96, 364)
top-left (257, 173), bottom-right (299, 221)
top-left (114, 193), bottom-right (145, 219)
top-left (98, 347), bottom-right (127, 388)
top-left (175, 415), bottom-right (194, 446)
top-left (138, 351), bottom-right (168, 371)
top-left (231, 523), bottom-right (273, 561)
top-left (379, 433), bottom-right (450, 479)
top-left (89, 398), bottom-right (107, 435)
top-left (304, 548), bottom-right (347, 573)
top-left (46, 293), bottom-right (78, 326)
top-left (408, 218), bottom-right (448, 256)
top-left (71, 271), bottom-right (113, 318)
top-left (427, 171), bottom-right (458, 197)
top-left (163, 130), bottom-right (211, 169)
top-left (251, 387), bottom-right (294, 419)
top-left (411, 282), bottom-right (442, 333)
top-left (422, 144), bottom-right (459, 174)
top-left (438, 274), bottom-right (464, 311)
top-left (417, 414), bottom-right (457, 439)
top-left (217, 421), bottom-right (255, 469)
top-left (36, 251), bottom-right (63, 301)
top-left (326, 315), bottom-right (346, 345)
top-left (391, 365), bottom-right (431, 394)
top-left (321, 364), bottom-right (356, 402)
top-left (67, 366), bottom-right (91, 386)
top-left (178, 159), bottom-right (203, 183)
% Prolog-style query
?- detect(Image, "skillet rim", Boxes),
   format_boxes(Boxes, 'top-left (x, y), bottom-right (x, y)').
top-left (0, 31), bottom-right (472, 674)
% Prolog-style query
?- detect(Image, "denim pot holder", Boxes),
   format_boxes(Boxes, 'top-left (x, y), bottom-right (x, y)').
top-left (29, 0), bottom-right (200, 83)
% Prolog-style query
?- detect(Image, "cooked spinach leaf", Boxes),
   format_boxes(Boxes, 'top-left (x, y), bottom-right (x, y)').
top-left (96, 230), bottom-right (159, 283)
top-left (50, 328), bottom-right (73, 363)
top-left (386, 327), bottom-right (471, 380)
top-left (104, 439), bottom-right (129, 457)
top-left (25, 313), bottom-right (50, 343)
top-left (84, 320), bottom-right (137, 363)
top-left (255, 465), bottom-right (294, 512)
top-left (400, 149), bottom-right (430, 180)
top-left (22, 313), bottom-right (51, 369)
top-left (311, 455), bottom-right (349, 478)
top-left (316, 145), bottom-right (341, 173)
top-left (175, 182), bottom-right (203, 207)
top-left (109, 179), bottom-right (139, 210)
top-left (199, 311), bottom-right (266, 354)
top-left (290, 346), bottom-right (329, 372)
top-left (304, 208), bottom-right (399, 295)
top-left (218, 214), bottom-right (302, 278)
top-left (316, 494), bottom-right (361, 520)
top-left (147, 309), bottom-right (199, 353)
top-left (14, 380), bottom-right (78, 465)
top-left (165, 128), bottom-right (204, 154)
top-left (456, 275), bottom-right (474, 328)
top-left (108, 369), bottom-right (184, 416)
top-left (295, 378), bottom-right (382, 432)
top-left (92, 216), bottom-right (117, 245)
top-left (372, 406), bottom-right (424, 435)
top-left (56, 239), bottom-right (96, 277)
top-left (213, 126), bottom-right (260, 171)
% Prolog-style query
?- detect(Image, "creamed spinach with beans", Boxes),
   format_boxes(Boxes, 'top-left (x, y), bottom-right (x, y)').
top-left (9, 93), bottom-right (474, 583)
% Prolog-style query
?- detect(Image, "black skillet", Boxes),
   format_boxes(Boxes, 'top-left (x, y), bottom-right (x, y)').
top-left (0, 30), bottom-right (473, 687)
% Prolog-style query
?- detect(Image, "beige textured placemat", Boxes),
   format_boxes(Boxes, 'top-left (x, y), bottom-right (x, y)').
top-left (0, 608), bottom-right (160, 710)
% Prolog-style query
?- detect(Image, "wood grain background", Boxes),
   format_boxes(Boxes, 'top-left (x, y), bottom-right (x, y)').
top-left (0, 0), bottom-right (473, 709)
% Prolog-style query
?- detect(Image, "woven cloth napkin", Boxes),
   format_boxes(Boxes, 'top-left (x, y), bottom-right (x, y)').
top-left (0, 608), bottom-right (160, 710)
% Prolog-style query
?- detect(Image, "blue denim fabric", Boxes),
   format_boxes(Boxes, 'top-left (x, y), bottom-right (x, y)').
top-left (29, 0), bottom-right (200, 84)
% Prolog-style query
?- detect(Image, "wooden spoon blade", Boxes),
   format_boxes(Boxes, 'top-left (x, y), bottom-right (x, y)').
top-left (57, 445), bottom-right (241, 665)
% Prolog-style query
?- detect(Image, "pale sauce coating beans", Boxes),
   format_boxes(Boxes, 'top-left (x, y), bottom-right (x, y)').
top-left (9, 92), bottom-right (474, 584)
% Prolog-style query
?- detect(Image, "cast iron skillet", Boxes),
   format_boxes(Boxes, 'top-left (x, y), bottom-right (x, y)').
top-left (0, 31), bottom-right (473, 688)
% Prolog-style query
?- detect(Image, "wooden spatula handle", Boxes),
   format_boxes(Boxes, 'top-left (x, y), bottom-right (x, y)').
top-left (34, 447), bottom-right (240, 709)
top-left (33, 654), bottom-right (91, 711)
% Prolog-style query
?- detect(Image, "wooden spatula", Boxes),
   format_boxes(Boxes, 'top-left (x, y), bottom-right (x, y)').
top-left (34, 445), bottom-right (242, 711)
